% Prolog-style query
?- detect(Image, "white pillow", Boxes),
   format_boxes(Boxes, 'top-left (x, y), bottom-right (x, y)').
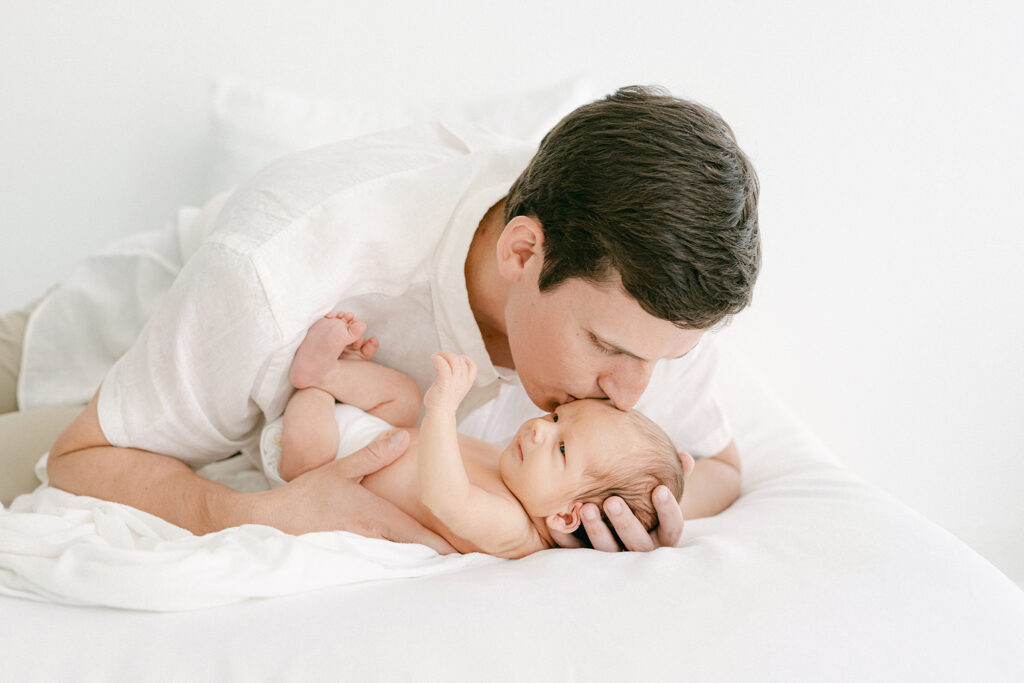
top-left (206, 76), bottom-right (609, 195)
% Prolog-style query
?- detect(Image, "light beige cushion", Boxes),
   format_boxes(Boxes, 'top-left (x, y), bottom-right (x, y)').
top-left (0, 405), bottom-right (81, 506)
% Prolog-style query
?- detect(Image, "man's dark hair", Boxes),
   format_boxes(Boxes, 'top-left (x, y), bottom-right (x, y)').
top-left (505, 85), bottom-right (760, 329)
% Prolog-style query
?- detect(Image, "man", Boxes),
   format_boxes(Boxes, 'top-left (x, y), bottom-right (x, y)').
top-left (44, 86), bottom-right (760, 552)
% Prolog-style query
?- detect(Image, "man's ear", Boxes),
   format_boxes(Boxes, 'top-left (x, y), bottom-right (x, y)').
top-left (545, 501), bottom-right (584, 534)
top-left (495, 216), bottom-right (545, 283)
top-left (679, 451), bottom-right (696, 477)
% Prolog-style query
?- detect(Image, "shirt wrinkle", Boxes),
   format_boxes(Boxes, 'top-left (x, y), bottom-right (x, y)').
top-left (20, 122), bottom-right (732, 467)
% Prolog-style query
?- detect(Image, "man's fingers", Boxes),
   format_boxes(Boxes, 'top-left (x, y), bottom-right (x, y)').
top-left (333, 430), bottom-right (456, 554)
top-left (334, 429), bottom-right (410, 480)
top-left (581, 492), bottom-right (683, 552)
top-left (604, 497), bottom-right (656, 552)
top-left (652, 485), bottom-right (684, 547)
top-left (357, 493), bottom-right (454, 555)
top-left (580, 503), bottom-right (621, 552)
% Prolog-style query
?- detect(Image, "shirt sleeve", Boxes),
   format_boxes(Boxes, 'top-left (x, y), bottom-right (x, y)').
top-left (635, 335), bottom-right (733, 459)
top-left (97, 240), bottom-right (283, 468)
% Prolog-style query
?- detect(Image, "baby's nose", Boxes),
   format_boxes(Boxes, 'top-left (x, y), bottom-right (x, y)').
top-left (530, 421), bottom-right (544, 444)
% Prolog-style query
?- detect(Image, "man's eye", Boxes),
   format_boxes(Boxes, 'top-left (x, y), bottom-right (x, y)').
top-left (559, 442), bottom-right (565, 457)
top-left (588, 332), bottom-right (618, 356)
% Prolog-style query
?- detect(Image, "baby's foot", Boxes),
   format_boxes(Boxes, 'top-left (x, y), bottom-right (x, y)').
top-left (290, 312), bottom-right (368, 389)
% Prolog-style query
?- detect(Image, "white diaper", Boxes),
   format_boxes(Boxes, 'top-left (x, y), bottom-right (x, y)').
top-left (260, 403), bottom-right (395, 487)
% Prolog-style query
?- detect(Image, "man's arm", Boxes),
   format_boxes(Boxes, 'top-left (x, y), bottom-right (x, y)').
top-left (48, 389), bottom-right (452, 553)
top-left (679, 439), bottom-right (741, 520)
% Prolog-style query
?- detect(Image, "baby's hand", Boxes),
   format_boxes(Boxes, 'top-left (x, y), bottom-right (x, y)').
top-left (423, 352), bottom-right (477, 412)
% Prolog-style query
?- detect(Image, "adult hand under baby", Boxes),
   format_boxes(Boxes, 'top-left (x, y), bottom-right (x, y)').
top-left (260, 429), bottom-right (454, 554)
top-left (547, 485), bottom-right (685, 552)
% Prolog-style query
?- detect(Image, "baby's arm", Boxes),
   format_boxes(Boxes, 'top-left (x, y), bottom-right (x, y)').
top-left (419, 352), bottom-right (536, 557)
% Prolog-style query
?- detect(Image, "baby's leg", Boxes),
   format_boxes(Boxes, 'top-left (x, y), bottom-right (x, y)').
top-left (279, 387), bottom-right (338, 482)
top-left (290, 312), bottom-right (421, 427)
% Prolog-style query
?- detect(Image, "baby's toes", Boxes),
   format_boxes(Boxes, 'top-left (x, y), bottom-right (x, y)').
top-left (359, 337), bottom-right (379, 360)
top-left (346, 317), bottom-right (367, 340)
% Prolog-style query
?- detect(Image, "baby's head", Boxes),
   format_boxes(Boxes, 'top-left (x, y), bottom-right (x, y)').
top-left (498, 399), bottom-right (685, 544)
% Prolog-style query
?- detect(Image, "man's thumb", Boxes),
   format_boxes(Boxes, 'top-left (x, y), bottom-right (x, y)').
top-left (341, 429), bottom-right (410, 479)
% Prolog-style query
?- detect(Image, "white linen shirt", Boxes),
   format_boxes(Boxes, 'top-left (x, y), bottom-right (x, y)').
top-left (25, 121), bottom-right (732, 469)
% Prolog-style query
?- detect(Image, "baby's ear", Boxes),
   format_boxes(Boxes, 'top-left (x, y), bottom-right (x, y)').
top-left (679, 451), bottom-right (696, 477)
top-left (545, 501), bottom-right (584, 534)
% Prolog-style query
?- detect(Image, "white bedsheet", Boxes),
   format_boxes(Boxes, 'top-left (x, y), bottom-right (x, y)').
top-left (1, 341), bottom-right (1022, 681)
top-left (0, 459), bottom-right (498, 610)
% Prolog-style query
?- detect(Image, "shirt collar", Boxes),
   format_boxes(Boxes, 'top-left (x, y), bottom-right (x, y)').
top-left (431, 179), bottom-right (516, 388)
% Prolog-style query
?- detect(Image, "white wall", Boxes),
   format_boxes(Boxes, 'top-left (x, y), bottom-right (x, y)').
top-left (3, 1), bottom-right (1022, 584)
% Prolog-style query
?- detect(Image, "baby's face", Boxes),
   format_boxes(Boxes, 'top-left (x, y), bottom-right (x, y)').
top-left (498, 399), bottom-right (634, 517)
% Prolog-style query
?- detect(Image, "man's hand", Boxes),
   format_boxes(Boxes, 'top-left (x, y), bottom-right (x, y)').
top-left (548, 485), bottom-right (686, 551)
top-left (256, 429), bottom-right (454, 553)
top-left (548, 446), bottom-right (738, 552)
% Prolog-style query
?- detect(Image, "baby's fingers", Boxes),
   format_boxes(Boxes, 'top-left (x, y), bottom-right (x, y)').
top-left (461, 355), bottom-right (478, 383)
top-left (430, 353), bottom-right (453, 378)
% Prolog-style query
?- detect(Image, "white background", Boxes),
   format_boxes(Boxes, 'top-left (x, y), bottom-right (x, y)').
top-left (2, 1), bottom-right (1021, 585)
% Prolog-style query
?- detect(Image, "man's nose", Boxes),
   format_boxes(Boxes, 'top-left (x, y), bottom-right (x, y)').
top-left (599, 364), bottom-right (654, 410)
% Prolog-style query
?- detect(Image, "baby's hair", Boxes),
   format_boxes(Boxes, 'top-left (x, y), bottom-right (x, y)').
top-left (569, 410), bottom-right (685, 547)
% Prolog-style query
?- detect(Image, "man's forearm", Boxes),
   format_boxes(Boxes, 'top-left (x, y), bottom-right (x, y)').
top-left (46, 389), bottom-right (448, 549)
top-left (47, 389), bottom-right (257, 534)
top-left (48, 443), bottom-right (257, 534)
top-left (680, 440), bottom-right (742, 520)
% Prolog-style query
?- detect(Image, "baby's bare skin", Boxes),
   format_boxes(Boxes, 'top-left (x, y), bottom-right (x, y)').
top-left (359, 429), bottom-right (522, 554)
top-left (283, 314), bottom-right (534, 554)
top-left (282, 315), bottom-right (422, 482)
top-left (281, 313), bottom-right (665, 558)
top-left (289, 311), bottom-right (378, 390)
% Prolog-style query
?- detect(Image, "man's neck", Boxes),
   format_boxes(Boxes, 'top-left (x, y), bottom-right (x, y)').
top-left (464, 198), bottom-right (514, 369)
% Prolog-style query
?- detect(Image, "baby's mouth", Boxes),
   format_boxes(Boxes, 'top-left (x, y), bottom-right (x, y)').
top-left (516, 438), bottom-right (524, 462)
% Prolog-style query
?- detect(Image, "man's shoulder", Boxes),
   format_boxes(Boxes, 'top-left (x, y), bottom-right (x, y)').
top-left (209, 122), bottom-right (531, 253)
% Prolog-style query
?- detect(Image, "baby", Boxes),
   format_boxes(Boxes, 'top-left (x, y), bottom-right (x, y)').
top-left (266, 312), bottom-right (685, 558)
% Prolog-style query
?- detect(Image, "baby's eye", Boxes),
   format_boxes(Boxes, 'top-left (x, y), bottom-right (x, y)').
top-left (559, 442), bottom-right (565, 457)
top-left (552, 414), bottom-right (559, 423)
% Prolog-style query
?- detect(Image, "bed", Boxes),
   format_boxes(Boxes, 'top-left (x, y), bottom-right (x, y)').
top-left (2, 80), bottom-right (1022, 681)
top-left (3, 336), bottom-right (1023, 680)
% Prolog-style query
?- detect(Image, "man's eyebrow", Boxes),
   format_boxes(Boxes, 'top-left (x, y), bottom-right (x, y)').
top-left (587, 330), bottom-right (691, 361)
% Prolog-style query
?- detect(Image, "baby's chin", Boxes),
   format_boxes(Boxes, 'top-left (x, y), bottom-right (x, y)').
top-left (496, 443), bottom-right (517, 478)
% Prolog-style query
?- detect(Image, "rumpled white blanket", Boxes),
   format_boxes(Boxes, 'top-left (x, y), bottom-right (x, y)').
top-left (0, 455), bottom-right (499, 611)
